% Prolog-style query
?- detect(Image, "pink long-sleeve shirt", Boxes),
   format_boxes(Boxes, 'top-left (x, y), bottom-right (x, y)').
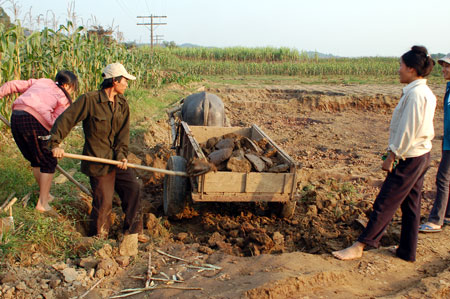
top-left (0, 78), bottom-right (70, 131)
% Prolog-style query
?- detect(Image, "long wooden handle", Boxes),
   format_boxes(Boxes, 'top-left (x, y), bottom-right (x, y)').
top-left (63, 153), bottom-right (188, 177)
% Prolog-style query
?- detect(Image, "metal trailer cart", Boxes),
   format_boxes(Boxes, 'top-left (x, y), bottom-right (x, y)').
top-left (163, 121), bottom-right (299, 218)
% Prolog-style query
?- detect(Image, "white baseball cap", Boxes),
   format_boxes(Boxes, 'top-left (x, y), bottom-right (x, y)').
top-left (102, 63), bottom-right (136, 80)
top-left (438, 54), bottom-right (450, 66)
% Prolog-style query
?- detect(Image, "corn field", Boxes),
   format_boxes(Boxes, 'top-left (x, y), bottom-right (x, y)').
top-left (0, 22), bottom-right (194, 118)
top-left (0, 22), bottom-right (443, 119)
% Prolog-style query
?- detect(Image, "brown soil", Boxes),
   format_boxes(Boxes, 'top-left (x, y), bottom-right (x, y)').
top-left (3, 83), bottom-right (450, 299)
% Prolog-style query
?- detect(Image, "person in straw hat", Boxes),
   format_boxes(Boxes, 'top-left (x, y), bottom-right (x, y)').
top-left (418, 53), bottom-right (450, 233)
top-left (49, 63), bottom-right (149, 245)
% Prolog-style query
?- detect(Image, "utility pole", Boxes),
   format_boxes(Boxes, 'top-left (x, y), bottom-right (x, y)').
top-left (154, 34), bottom-right (164, 46)
top-left (137, 15), bottom-right (167, 49)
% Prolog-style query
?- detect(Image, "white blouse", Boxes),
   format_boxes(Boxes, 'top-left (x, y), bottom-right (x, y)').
top-left (388, 79), bottom-right (436, 159)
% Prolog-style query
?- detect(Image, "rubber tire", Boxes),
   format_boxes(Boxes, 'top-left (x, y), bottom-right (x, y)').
top-left (163, 156), bottom-right (188, 217)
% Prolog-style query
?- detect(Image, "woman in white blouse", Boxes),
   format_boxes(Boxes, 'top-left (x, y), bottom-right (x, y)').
top-left (333, 46), bottom-right (436, 262)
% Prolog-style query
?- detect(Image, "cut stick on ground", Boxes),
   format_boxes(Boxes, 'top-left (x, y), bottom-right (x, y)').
top-left (156, 249), bottom-right (222, 270)
top-left (78, 277), bottom-right (104, 299)
top-left (145, 252), bottom-right (152, 288)
top-left (20, 193), bottom-right (31, 208)
top-left (1, 193), bottom-right (16, 210)
top-left (2, 197), bottom-right (17, 213)
top-left (110, 285), bottom-right (203, 298)
top-left (130, 276), bottom-right (183, 283)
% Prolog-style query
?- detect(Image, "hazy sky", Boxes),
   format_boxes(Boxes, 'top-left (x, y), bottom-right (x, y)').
top-left (6, 0), bottom-right (450, 57)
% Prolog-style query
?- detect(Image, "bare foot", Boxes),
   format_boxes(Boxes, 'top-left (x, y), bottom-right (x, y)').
top-left (332, 242), bottom-right (365, 260)
top-left (35, 200), bottom-right (52, 212)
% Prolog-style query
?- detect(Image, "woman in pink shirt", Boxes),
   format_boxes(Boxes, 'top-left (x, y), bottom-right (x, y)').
top-left (0, 70), bottom-right (78, 213)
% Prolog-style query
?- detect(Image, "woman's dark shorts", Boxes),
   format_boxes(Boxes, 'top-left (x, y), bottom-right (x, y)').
top-left (10, 110), bottom-right (57, 173)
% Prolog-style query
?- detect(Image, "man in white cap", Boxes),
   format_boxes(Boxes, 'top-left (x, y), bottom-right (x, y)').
top-left (49, 62), bottom-right (149, 247)
top-left (419, 54), bottom-right (450, 233)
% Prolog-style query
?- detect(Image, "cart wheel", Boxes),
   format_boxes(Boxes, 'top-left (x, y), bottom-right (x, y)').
top-left (163, 156), bottom-right (188, 217)
top-left (269, 201), bottom-right (297, 219)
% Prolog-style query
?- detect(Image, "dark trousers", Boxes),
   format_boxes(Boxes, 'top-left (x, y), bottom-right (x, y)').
top-left (428, 150), bottom-right (450, 225)
top-left (88, 168), bottom-right (143, 237)
top-left (358, 152), bottom-right (430, 262)
top-left (11, 110), bottom-right (57, 173)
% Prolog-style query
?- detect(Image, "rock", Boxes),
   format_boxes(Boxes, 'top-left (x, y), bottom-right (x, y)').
top-left (249, 231), bottom-right (274, 248)
top-left (51, 262), bottom-right (67, 271)
top-left (241, 137), bottom-right (262, 153)
top-left (248, 243), bottom-right (261, 256)
top-left (119, 234), bottom-right (138, 256)
top-left (208, 232), bottom-right (225, 247)
top-left (79, 257), bottom-right (100, 270)
top-left (215, 138), bottom-right (235, 149)
top-left (127, 152), bottom-right (142, 166)
top-left (216, 241), bottom-right (233, 254)
top-left (142, 156), bottom-right (166, 185)
top-left (115, 256), bottom-right (130, 267)
top-left (208, 148), bottom-right (233, 166)
top-left (272, 231), bottom-right (284, 245)
top-left (245, 154), bottom-right (266, 172)
top-left (263, 144), bottom-right (277, 158)
top-left (95, 269), bottom-right (105, 279)
top-left (222, 133), bottom-right (241, 141)
top-left (61, 268), bottom-right (78, 283)
top-left (268, 163), bottom-right (289, 173)
top-left (229, 230), bottom-right (239, 238)
top-left (15, 281), bottom-right (27, 290)
top-left (1, 273), bottom-right (17, 284)
top-left (97, 259), bottom-right (119, 276)
top-left (227, 155), bottom-right (252, 172)
top-left (234, 237), bottom-right (245, 247)
top-left (177, 232), bottom-right (189, 241)
top-left (205, 136), bottom-right (220, 149)
top-left (97, 244), bottom-right (113, 259)
top-left (260, 156), bottom-right (274, 168)
top-left (197, 245), bottom-right (214, 255)
top-left (241, 222), bottom-right (255, 233)
top-left (43, 290), bottom-right (55, 299)
top-left (2, 286), bottom-right (15, 299)
top-left (48, 279), bottom-right (61, 289)
top-left (145, 213), bottom-right (159, 231)
top-left (307, 205), bottom-right (318, 216)
top-left (219, 219), bottom-right (240, 231)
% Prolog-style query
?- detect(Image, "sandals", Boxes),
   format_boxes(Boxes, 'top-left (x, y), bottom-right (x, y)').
top-left (418, 223), bottom-right (442, 233)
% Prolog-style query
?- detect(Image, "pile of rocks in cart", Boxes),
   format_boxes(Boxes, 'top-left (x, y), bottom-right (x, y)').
top-left (200, 133), bottom-right (289, 173)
